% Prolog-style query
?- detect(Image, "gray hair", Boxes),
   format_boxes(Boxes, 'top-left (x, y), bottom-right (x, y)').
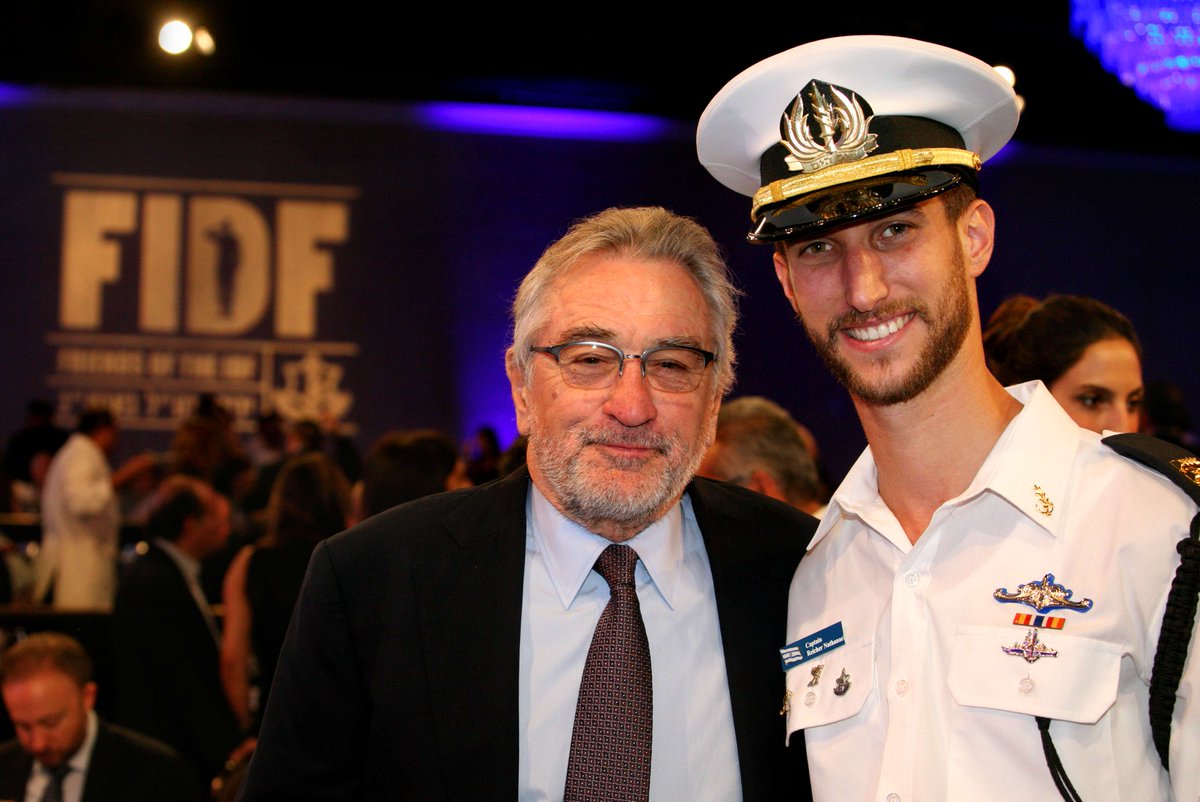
top-left (509, 206), bottom-right (739, 396)
top-left (712, 396), bottom-right (822, 507)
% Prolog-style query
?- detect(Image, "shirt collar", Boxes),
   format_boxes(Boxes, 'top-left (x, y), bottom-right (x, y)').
top-left (154, 537), bottom-right (201, 581)
top-left (35, 710), bottom-right (98, 784)
top-left (812, 380), bottom-right (1083, 549)
top-left (528, 483), bottom-right (684, 610)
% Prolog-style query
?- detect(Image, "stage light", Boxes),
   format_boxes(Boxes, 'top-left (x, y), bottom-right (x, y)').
top-left (159, 20), bottom-right (193, 55)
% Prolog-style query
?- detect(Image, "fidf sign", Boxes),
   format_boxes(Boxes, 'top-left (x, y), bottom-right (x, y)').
top-left (48, 173), bottom-right (359, 432)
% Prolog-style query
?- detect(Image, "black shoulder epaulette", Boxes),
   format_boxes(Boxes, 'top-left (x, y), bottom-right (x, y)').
top-left (1102, 432), bottom-right (1200, 769)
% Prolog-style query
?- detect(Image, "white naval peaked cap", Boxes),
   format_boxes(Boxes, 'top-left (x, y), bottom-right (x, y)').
top-left (697, 35), bottom-right (1021, 241)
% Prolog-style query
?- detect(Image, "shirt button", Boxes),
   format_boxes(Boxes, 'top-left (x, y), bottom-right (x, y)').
top-left (903, 571), bottom-right (920, 587)
top-left (886, 794), bottom-right (902, 802)
top-left (895, 679), bottom-right (909, 696)
top-left (1019, 677), bottom-right (1034, 695)
top-left (803, 691), bottom-right (816, 706)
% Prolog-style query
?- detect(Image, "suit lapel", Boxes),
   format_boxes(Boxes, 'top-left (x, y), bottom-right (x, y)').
top-left (416, 469), bottom-right (529, 799)
top-left (688, 479), bottom-right (797, 801)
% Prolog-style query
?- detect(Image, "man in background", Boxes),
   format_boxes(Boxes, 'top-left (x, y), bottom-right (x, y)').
top-left (35, 408), bottom-right (154, 610)
top-left (0, 631), bottom-right (200, 802)
top-left (699, 396), bottom-right (825, 515)
top-left (112, 475), bottom-right (243, 788)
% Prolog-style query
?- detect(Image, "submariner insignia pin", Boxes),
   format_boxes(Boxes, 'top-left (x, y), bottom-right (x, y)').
top-left (1002, 629), bottom-right (1059, 663)
top-left (834, 669), bottom-right (851, 696)
top-left (808, 664), bottom-right (824, 687)
top-left (993, 573), bottom-right (1094, 613)
top-left (1032, 484), bottom-right (1054, 516)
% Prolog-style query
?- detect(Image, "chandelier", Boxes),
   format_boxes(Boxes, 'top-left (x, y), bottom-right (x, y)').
top-left (1072, 1), bottom-right (1200, 131)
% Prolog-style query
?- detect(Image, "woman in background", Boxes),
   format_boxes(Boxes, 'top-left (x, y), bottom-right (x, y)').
top-left (220, 452), bottom-right (350, 730)
top-left (984, 293), bottom-right (1144, 434)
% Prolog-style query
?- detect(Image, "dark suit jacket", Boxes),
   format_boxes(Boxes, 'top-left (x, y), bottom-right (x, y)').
top-left (240, 469), bottom-right (815, 801)
top-left (0, 719), bottom-right (202, 802)
top-left (111, 541), bottom-right (241, 786)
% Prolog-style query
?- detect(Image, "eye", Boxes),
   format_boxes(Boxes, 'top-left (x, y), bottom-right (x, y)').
top-left (879, 222), bottom-right (912, 240)
top-left (1074, 391), bottom-right (1106, 409)
top-left (795, 240), bottom-right (834, 258)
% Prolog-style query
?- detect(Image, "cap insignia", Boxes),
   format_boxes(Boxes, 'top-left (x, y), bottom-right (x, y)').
top-left (780, 80), bottom-right (878, 174)
top-left (1170, 457), bottom-right (1200, 486)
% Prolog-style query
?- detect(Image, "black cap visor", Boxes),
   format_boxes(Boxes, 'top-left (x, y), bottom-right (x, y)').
top-left (749, 167), bottom-right (972, 244)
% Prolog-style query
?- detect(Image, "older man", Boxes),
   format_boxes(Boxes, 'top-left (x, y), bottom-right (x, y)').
top-left (698, 35), bottom-right (1199, 802)
top-left (240, 207), bottom-right (815, 801)
top-left (0, 632), bottom-right (200, 802)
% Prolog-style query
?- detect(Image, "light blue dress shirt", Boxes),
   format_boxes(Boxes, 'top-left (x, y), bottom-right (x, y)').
top-left (518, 485), bottom-right (742, 801)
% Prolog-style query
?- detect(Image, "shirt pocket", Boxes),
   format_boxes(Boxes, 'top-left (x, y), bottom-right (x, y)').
top-left (948, 624), bottom-right (1121, 723)
top-left (785, 638), bottom-right (875, 736)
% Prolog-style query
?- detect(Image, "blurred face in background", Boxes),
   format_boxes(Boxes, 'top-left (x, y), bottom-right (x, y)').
top-left (3, 668), bottom-right (95, 768)
top-left (1049, 337), bottom-right (1143, 434)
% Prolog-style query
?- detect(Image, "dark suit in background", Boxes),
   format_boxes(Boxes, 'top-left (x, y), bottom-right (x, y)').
top-left (0, 719), bottom-right (201, 802)
top-left (240, 469), bottom-right (814, 801)
top-left (111, 542), bottom-right (240, 786)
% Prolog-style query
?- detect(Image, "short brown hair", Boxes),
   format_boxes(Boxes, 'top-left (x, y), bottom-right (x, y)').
top-left (0, 632), bottom-right (92, 688)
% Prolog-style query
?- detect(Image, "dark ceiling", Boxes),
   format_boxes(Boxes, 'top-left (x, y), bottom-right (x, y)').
top-left (2, 2), bottom-right (1197, 156)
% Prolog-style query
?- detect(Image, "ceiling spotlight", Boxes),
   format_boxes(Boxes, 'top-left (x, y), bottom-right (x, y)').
top-left (159, 20), bottom-right (194, 55)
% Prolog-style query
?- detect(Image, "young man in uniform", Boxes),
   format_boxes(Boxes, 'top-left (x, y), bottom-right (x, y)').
top-left (698, 35), bottom-right (1198, 801)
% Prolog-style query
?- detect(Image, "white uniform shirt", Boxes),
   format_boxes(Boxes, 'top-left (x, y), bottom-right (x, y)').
top-left (785, 381), bottom-right (1198, 802)
top-left (36, 433), bottom-right (120, 609)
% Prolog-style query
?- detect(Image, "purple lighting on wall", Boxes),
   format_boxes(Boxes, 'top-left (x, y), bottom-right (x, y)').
top-left (415, 102), bottom-right (677, 141)
top-left (1072, 0), bottom-right (1200, 131)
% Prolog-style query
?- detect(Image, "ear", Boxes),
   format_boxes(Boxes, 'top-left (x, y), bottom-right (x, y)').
top-left (506, 347), bottom-right (532, 435)
top-left (960, 199), bottom-right (995, 279)
top-left (747, 468), bottom-right (788, 505)
top-left (772, 248), bottom-right (801, 314)
top-left (82, 681), bottom-right (97, 712)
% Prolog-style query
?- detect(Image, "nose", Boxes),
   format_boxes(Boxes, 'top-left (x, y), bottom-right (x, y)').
top-left (842, 246), bottom-right (889, 312)
top-left (1106, 406), bottom-right (1140, 434)
top-left (602, 357), bottom-right (657, 427)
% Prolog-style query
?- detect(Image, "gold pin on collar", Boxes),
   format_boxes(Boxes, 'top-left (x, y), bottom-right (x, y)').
top-left (780, 689), bottom-right (792, 716)
top-left (1033, 485), bottom-right (1054, 517)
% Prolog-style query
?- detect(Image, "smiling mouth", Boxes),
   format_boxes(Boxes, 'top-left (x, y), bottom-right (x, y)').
top-left (844, 313), bottom-right (915, 342)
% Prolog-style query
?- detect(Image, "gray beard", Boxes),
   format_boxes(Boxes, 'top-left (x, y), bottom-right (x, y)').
top-left (527, 421), bottom-right (706, 538)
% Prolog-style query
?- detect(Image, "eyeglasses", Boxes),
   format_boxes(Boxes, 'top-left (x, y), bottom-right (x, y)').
top-left (530, 341), bottom-right (716, 393)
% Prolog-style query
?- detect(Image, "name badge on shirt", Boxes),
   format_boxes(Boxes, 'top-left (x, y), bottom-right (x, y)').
top-left (780, 621), bottom-right (845, 671)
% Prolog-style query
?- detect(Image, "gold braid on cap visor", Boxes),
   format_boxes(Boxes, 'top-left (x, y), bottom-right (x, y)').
top-left (751, 147), bottom-right (982, 221)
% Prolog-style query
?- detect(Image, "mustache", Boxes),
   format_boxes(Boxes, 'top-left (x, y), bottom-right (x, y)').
top-left (578, 427), bottom-right (672, 454)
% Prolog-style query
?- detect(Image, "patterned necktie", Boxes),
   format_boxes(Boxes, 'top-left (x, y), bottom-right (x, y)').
top-left (563, 543), bottom-right (653, 802)
top-left (40, 763), bottom-right (70, 802)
